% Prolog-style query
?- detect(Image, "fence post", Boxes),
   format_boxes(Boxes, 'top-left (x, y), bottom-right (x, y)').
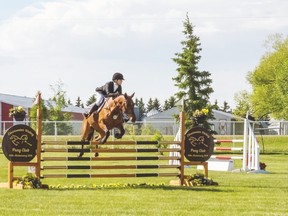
top-left (179, 112), bottom-right (185, 185)
top-left (242, 118), bottom-right (248, 172)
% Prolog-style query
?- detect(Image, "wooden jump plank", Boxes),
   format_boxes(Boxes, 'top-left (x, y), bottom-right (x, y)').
top-left (41, 173), bottom-right (179, 179)
top-left (41, 164), bottom-right (180, 170)
top-left (42, 140), bottom-right (181, 146)
top-left (41, 156), bottom-right (180, 161)
top-left (41, 148), bottom-right (181, 153)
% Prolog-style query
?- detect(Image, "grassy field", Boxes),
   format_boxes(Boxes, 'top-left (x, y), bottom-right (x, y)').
top-left (0, 135), bottom-right (287, 216)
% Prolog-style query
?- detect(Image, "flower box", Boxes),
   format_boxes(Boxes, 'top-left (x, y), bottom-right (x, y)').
top-left (9, 106), bottom-right (26, 121)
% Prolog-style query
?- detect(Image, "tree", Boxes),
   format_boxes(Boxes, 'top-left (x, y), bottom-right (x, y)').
top-left (153, 98), bottom-right (162, 112)
top-left (86, 94), bottom-right (96, 107)
top-left (212, 99), bottom-right (220, 110)
top-left (172, 13), bottom-right (214, 129)
top-left (146, 98), bottom-right (154, 113)
top-left (247, 34), bottom-right (288, 120)
top-left (75, 96), bottom-right (84, 108)
top-left (163, 96), bottom-right (176, 111)
top-left (135, 98), bottom-right (146, 120)
top-left (233, 90), bottom-right (252, 118)
top-left (45, 81), bottom-right (73, 135)
top-left (221, 101), bottom-right (231, 113)
top-left (29, 91), bottom-right (49, 129)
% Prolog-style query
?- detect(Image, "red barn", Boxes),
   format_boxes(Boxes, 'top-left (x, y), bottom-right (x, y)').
top-left (0, 93), bottom-right (87, 134)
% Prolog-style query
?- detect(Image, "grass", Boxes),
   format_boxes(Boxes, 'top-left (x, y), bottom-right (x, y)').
top-left (0, 135), bottom-right (288, 215)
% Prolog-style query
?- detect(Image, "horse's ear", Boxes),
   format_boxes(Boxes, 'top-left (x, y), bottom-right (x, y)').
top-left (124, 93), bottom-right (128, 98)
top-left (131, 92), bottom-right (135, 98)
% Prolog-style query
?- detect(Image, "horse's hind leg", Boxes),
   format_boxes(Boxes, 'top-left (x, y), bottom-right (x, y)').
top-left (93, 130), bottom-right (107, 157)
top-left (79, 129), bottom-right (94, 157)
top-left (92, 134), bottom-right (101, 157)
top-left (79, 119), bottom-right (94, 157)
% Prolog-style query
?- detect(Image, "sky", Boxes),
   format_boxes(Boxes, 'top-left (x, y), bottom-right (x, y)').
top-left (1, 0), bottom-right (288, 109)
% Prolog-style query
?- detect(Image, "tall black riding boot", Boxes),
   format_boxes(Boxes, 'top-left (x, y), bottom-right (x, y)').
top-left (83, 104), bottom-right (99, 118)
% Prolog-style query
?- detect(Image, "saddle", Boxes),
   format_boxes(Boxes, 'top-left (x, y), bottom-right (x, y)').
top-left (92, 98), bottom-right (106, 118)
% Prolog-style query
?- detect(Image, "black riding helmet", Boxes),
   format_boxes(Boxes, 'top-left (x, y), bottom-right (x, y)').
top-left (112, 72), bottom-right (125, 81)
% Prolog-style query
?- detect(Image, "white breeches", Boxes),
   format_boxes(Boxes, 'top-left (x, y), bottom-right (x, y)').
top-left (95, 92), bottom-right (105, 106)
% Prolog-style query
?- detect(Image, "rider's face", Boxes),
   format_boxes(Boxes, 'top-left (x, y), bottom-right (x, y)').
top-left (115, 79), bottom-right (123, 85)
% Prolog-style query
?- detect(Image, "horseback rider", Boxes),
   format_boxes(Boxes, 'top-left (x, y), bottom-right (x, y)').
top-left (83, 72), bottom-right (125, 118)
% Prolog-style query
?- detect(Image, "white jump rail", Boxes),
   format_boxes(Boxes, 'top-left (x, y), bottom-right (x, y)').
top-left (170, 117), bottom-right (260, 172)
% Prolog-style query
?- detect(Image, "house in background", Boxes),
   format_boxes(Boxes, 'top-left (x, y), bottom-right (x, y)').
top-left (143, 107), bottom-right (180, 135)
top-left (211, 109), bottom-right (244, 135)
top-left (0, 92), bottom-right (141, 135)
top-left (0, 93), bottom-right (87, 134)
top-left (143, 107), bottom-right (243, 135)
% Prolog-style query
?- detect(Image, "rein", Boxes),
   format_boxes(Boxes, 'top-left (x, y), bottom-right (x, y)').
top-left (105, 96), bottom-right (125, 118)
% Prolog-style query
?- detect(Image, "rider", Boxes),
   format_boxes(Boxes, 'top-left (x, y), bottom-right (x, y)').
top-left (83, 72), bottom-right (124, 118)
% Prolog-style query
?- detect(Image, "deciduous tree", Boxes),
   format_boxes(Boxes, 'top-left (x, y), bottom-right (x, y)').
top-left (247, 34), bottom-right (288, 120)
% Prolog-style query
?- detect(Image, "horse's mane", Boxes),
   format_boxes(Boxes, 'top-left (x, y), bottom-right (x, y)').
top-left (106, 95), bottom-right (125, 114)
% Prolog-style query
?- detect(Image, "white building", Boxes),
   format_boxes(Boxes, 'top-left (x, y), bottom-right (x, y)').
top-left (143, 107), bottom-right (244, 135)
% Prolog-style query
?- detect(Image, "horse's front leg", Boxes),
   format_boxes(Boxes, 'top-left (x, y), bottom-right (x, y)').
top-left (114, 125), bottom-right (125, 139)
top-left (92, 129), bottom-right (109, 157)
top-left (97, 123), bottom-right (110, 144)
top-left (100, 129), bottom-right (110, 144)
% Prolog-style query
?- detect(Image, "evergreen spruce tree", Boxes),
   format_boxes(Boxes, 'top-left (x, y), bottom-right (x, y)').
top-left (75, 96), bottom-right (82, 107)
top-left (135, 98), bottom-right (146, 120)
top-left (153, 98), bottom-right (162, 112)
top-left (146, 98), bottom-right (154, 113)
top-left (212, 99), bottom-right (220, 110)
top-left (172, 14), bottom-right (214, 129)
top-left (221, 101), bottom-right (231, 113)
top-left (86, 94), bottom-right (96, 107)
top-left (163, 96), bottom-right (177, 111)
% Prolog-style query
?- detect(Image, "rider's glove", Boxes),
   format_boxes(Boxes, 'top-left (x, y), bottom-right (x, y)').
top-left (108, 92), bottom-right (119, 98)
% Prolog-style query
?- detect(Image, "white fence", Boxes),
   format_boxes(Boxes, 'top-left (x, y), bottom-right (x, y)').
top-left (1, 120), bottom-right (288, 137)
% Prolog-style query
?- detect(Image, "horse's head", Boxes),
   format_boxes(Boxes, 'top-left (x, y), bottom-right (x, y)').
top-left (122, 93), bottom-right (136, 122)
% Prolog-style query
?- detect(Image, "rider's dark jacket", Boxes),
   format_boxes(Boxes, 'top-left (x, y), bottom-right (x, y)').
top-left (96, 81), bottom-right (122, 97)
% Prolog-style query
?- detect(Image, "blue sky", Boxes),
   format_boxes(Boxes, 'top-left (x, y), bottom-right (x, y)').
top-left (1, 0), bottom-right (288, 108)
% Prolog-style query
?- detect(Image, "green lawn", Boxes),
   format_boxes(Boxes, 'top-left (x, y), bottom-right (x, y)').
top-left (0, 135), bottom-right (287, 216)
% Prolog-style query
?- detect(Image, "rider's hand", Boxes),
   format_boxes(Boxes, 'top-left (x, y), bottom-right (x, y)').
top-left (108, 92), bottom-right (119, 98)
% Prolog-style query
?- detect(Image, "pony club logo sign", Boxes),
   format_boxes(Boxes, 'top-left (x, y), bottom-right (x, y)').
top-left (184, 127), bottom-right (214, 162)
top-left (2, 124), bottom-right (37, 162)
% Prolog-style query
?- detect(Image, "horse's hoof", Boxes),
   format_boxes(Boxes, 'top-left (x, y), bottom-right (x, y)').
top-left (94, 153), bottom-right (99, 157)
top-left (114, 133), bottom-right (122, 139)
top-left (78, 152), bottom-right (84, 158)
top-left (100, 138), bottom-right (107, 144)
top-left (82, 113), bottom-right (89, 118)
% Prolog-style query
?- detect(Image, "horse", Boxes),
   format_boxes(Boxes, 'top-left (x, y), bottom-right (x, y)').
top-left (79, 93), bottom-right (136, 157)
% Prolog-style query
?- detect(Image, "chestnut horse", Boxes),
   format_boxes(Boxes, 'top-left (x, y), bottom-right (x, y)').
top-left (79, 93), bottom-right (136, 157)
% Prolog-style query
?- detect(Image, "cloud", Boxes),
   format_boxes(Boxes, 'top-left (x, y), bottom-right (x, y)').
top-left (1, 0), bottom-right (288, 107)
top-left (1, 0), bottom-right (287, 55)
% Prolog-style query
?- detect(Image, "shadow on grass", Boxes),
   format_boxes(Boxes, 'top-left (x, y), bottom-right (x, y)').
top-left (260, 152), bottom-right (288, 155)
top-left (48, 183), bottom-right (230, 192)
